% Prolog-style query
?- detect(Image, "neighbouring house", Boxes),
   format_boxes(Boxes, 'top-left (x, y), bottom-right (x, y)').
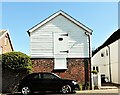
top-left (92, 29), bottom-right (120, 85)
top-left (27, 10), bottom-right (92, 85)
top-left (0, 30), bottom-right (14, 54)
top-left (0, 30), bottom-right (14, 92)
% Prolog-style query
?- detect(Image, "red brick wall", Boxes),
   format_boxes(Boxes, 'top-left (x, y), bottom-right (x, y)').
top-left (31, 58), bottom-right (90, 84)
top-left (0, 33), bottom-right (13, 54)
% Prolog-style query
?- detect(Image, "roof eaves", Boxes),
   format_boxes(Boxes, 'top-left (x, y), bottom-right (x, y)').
top-left (7, 32), bottom-right (14, 51)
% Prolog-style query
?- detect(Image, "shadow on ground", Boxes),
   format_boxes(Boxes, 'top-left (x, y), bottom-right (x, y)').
top-left (6, 91), bottom-right (76, 95)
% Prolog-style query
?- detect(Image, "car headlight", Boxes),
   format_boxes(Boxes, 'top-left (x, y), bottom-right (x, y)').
top-left (72, 81), bottom-right (78, 85)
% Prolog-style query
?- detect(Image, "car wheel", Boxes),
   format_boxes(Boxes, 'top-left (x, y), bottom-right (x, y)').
top-left (61, 84), bottom-right (72, 94)
top-left (21, 86), bottom-right (31, 95)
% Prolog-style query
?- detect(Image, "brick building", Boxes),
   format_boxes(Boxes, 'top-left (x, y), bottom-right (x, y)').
top-left (0, 30), bottom-right (14, 54)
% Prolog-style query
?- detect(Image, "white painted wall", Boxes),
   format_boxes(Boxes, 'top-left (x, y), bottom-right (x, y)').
top-left (118, 39), bottom-right (120, 84)
top-left (92, 47), bottom-right (110, 80)
top-left (92, 39), bottom-right (120, 84)
top-left (30, 15), bottom-right (89, 58)
top-left (109, 40), bottom-right (118, 84)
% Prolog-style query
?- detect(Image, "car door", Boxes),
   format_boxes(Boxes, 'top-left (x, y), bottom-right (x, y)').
top-left (30, 73), bottom-right (46, 91)
top-left (27, 73), bottom-right (41, 91)
top-left (42, 73), bottom-right (61, 91)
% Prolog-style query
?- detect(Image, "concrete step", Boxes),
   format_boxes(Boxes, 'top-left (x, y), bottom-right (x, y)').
top-left (100, 86), bottom-right (118, 89)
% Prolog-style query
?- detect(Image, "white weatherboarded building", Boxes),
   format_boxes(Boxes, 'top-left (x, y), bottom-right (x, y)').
top-left (28, 10), bottom-right (92, 84)
top-left (92, 29), bottom-right (120, 85)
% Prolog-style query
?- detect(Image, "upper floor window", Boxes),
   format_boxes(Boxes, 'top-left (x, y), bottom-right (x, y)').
top-left (96, 66), bottom-right (99, 72)
top-left (5, 35), bottom-right (8, 46)
top-left (101, 53), bottom-right (104, 57)
top-left (106, 49), bottom-right (108, 56)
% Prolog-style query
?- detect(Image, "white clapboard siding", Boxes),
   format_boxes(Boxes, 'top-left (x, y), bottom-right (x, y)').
top-left (30, 31), bottom-right (53, 58)
top-left (30, 15), bottom-right (89, 58)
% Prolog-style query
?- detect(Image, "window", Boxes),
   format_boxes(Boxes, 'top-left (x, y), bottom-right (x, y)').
top-left (96, 66), bottom-right (99, 72)
top-left (106, 50), bottom-right (108, 56)
top-left (54, 58), bottom-right (67, 70)
top-left (5, 35), bottom-right (8, 46)
top-left (93, 66), bottom-right (99, 72)
top-left (101, 53), bottom-right (104, 57)
top-left (43, 74), bottom-right (58, 79)
top-left (25, 74), bottom-right (39, 79)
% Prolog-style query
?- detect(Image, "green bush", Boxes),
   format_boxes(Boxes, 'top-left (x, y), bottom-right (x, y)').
top-left (2, 51), bottom-right (32, 73)
top-left (78, 83), bottom-right (83, 90)
top-left (91, 70), bottom-right (98, 74)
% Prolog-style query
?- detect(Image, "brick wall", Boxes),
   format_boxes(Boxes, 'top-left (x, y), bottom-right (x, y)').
top-left (31, 58), bottom-right (90, 84)
top-left (0, 33), bottom-right (13, 54)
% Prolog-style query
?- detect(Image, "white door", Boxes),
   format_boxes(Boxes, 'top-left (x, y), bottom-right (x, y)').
top-left (54, 32), bottom-right (68, 58)
top-left (54, 33), bottom-right (68, 69)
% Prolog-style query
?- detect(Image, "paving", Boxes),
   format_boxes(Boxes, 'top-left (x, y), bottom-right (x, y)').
top-left (76, 88), bottom-right (119, 93)
top-left (1, 86), bottom-right (120, 95)
top-left (1, 89), bottom-right (120, 95)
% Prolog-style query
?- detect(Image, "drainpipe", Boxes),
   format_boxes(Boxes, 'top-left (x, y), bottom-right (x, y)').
top-left (107, 45), bottom-right (112, 83)
top-left (85, 32), bottom-right (92, 90)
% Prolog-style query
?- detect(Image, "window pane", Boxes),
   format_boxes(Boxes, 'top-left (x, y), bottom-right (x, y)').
top-left (101, 53), bottom-right (104, 57)
top-left (96, 66), bottom-right (99, 72)
top-left (43, 74), bottom-right (51, 79)
top-left (25, 74), bottom-right (39, 79)
top-left (43, 74), bottom-right (58, 79)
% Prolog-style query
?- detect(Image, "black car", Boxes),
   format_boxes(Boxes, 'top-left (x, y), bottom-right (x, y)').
top-left (18, 72), bottom-right (80, 94)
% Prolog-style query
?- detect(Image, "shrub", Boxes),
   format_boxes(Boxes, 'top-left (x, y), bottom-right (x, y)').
top-left (91, 70), bottom-right (98, 74)
top-left (2, 51), bottom-right (32, 73)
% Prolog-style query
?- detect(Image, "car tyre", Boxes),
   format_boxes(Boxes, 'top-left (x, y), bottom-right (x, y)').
top-left (21, 86), bottom-right (31, 95)
top-left (61, 84), bottom-right (72, 94)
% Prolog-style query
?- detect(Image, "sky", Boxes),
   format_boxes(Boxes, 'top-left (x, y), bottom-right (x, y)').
top-left (1, 2), bottom-right (119, 55)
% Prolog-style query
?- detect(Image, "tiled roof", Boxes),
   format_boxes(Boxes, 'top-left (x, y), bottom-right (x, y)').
top-left (92, 29), bottom-right (120, 56)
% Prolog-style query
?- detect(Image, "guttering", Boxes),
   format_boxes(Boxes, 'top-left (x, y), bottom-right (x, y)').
top-left (85, 32), bottom-right (92, 90)
top-left (107, 45), bottom-right (112, 83)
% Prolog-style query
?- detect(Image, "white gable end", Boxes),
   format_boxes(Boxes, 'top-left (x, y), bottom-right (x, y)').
top-left (28, 10), bottom-right (92, 34)
top-left (30, 15), bottom-right (90, 58)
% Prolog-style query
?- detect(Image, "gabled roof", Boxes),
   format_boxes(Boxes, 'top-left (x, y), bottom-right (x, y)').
top-left (92, 28), bottom-right (120, 56)
top-left (0, 30), bottom-right (14, 51)
top-left (27, 10), bottom-right (92, 35)
top-left (0, 30), bottom-right (7, 38)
